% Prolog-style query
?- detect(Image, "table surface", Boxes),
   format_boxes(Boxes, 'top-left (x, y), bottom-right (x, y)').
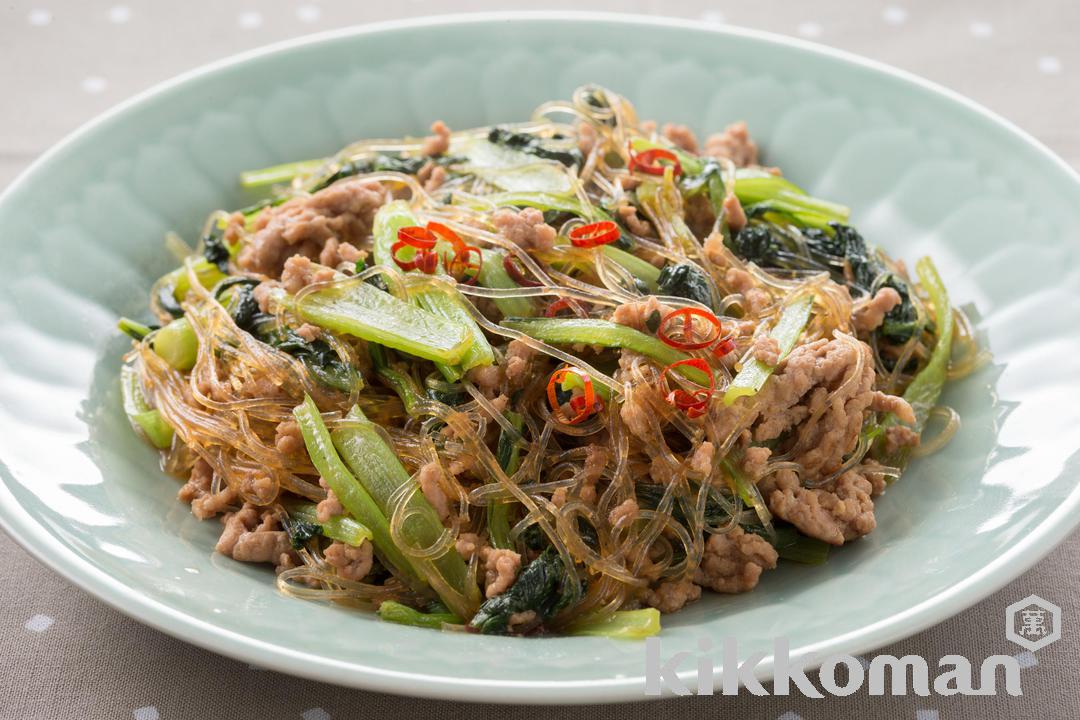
top-left (2, 1), bottom-right (1077, 718)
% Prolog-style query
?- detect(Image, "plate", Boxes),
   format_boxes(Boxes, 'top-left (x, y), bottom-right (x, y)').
top-left (1, 12), bottom-right (1078, 704)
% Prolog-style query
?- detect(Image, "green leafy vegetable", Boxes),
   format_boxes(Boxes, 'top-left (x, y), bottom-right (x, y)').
top-left (331, 405), bottom-right (481, 619)
top-left (468, 548), bottom-right (578, 634)
top-left (120, 365), bottom-right (174, 449)
top-left (378, 600), bottom-right (462, 629)
top-left (656, 262), bottom-right (714, 310)
top-left (487, 127), bottom-right (582, 168)
top-left (724, 295), bottom-right (814, 405)
top-left (293, 395), bottom-right (427, 591)
top-left (567, 609), bottom-right (661, 639)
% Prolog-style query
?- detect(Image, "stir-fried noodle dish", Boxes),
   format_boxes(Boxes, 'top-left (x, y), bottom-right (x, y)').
top-left (118, 86), bottom-right (984, 637)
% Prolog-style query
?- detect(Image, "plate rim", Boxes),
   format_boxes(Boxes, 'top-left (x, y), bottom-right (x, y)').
top-left (1, 10), bottom-right (1078, 704)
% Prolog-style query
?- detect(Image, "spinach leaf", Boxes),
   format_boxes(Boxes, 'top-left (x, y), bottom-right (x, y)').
top-left (468, 548), bottom-right (580, 635)
top-left (657, 262), bottom-right (714, 310)
top-left (487, 127), bottom-right (582, 168)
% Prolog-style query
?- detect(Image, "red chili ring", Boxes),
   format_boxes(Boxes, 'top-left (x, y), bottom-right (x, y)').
top-left (628, 147), bottom-right (683, 178)
top-left (546, 367), bottom-right (601, 425)
top-left (545, 297), bottom-right (588, 318)
top-left (657, 308), bottom-right (723, 350)
top-left (396, 225), bottom-right (437, 250)
top-left (568, 221), bottom-right (621, 248)
top-left (503, 254), bottom-right (542, 287)
top-left (661, 358), bottom-right (715, 418)
top-left (391, 239), bottom-right (437, 273)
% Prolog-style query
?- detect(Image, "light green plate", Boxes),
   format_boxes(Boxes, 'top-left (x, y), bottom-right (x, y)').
top-left (0, 13), bottom-right (1078, 704)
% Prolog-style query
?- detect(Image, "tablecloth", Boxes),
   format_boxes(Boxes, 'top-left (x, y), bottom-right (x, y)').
top-left (2, 1), bottom-right (1077, 718)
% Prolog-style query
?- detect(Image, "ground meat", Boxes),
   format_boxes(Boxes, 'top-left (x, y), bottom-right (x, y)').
top-left (869, 391), bottom-right (917, 425)
top-left (324, 540), bottom-right (374, 582)
top-left (216, 503), bottom-right (292, 563)
top-left (688, 441), bottom-right (716, 477)
top-left (618, 354), bottom-right (668, 445)
top-left (504, 339), bottom-right (537, 390)
top-left (724, 267), bottom-right (772, 315)
top-left (611, 296), bottom-right (674, 333)
top-left (315, 478), bottom-right (344, 522)
top-left (274, 419), bottom-right (304, 455)
top-left (293, 323), bottom-right (321, 342)
top-left (751, 334), bottom-right (781, 366)
top-left (178, 458), bottom-right (237, 520)
top-left (583, 445), bottom-right (610, 483)
top-left (693, 526), bottom-right (779, 593)
top-left (421, 120), bottom-right (451, 156)
top-left (280, 255), bottom-right (338, 295)
top-left (464, 365), bottom-right (502, 401)
top-left (608, 498), bottom-right (640, 528)
top-left (764, 468), bottom-right (877, 545)
top-left (741, 445), bottom-right (773, 482)
top-left (643, 578), bottom-right (702, 613)
top-left (318, 237), bottom-right (364, 269)
top-left (722, 192), bottom-right (747, 233)
top-left (852, 287), bottom-right (902, 334)
top-left (455, 532), bottom-right (484, 562)
top-left (492, 207), bottom-right (557, 252)
top-left (252, 280), bottom-right (279, 314)
top-left (661, 123), bottom-right (700, 153)
top-left (417, 160), bottom-right (448, 192)
top-left (237, 179), bottom-right (388, 277)
top-left (704, 121), bottom-right (759, 167)
top-left (577, 121), bottom-right (598, 155)
top-left (483, 548), bottom-right (522, 598)
top-left (616, 203), bottom-right (655, 237)
top-left (418, 461), bottom-right (451, 522)
top-left (884, 425), bottom-right (921, 456)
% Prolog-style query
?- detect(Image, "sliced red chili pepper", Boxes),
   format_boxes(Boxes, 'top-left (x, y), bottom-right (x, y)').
top-left (568, 220), bottom-right (620, 248)
top-left (661, 358), bottom-right (715, 419)
top-left (546, 366), bottom-right (601, 425)
top-left (628, 147), bottom-right (683, 178)
top-left (391, 239), bottom-right (437, 273)
top-left (711, 336), bottom-right (737, 358)
top-left (503, 254), bottom-right (542, 287)
top-left (396, 225), bottom-right (437, 250)
top-left (427, 221), bottom-right (466, 255)
top-left (657, 308), bottom-right (723, 350)
top-left (446, 244), bottom-right (483, 285)
top-left (544, 297), bottom-right (588, 318)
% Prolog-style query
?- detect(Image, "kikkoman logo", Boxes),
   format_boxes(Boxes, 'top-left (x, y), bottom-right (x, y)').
top-left (645, 594), bottom-right (1061, 697)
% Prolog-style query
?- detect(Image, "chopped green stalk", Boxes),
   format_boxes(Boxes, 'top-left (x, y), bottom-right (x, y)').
top-left (465, 191), bottom-right (604, 220)
top-left (724, 295), bottom-right (814, 405)
top-left (283, 500), bottom-right (372, 547)
top-left (489, 410), bottom-right (524, 550)
top-left (331, 405), bottom-right (480, 619)
top-left (602, 245), bottom-right (661, 291)
top-left (118, 317), bottom-right (154, 341)
top-left (275, 281), bottom-right (473, 366)
top-left (151, 317), bottom-right (198, 371)
top-left (412, 284), bottom-right (495, 381)
top-left (120, 365), bottom-right (174, 449)
top-left (378, 600), bottom-right (462, 629)
top-left (901, 258), bottom-right (954, 430)
top-left (373, 202), bottom-right (494, 380)
top-left (239, 159), bottom-right (325, 189)
top-left (293, 395), bottom-right (426, 591)
top-left (500, 317), bottom-right (705, 385)
top-left (770, 525), bottom-right (831, 565)
top-left (163, 257), bottom-right (228, 302)
top-left (733, 175), bottom-right (850, 225)
top-left (477, 249), bottom-right (536, 318)
top-left (567, 608), bottom-right (661, 639)
top-left (369, 346), bottom-right (426, 416)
